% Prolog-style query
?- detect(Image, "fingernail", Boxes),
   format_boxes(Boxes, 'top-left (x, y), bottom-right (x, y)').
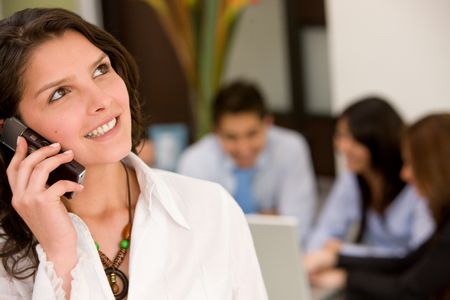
top-left (50, 143), bottom-right (60, 148)
top-left (63, 150), bottom-right (73, 154)
top-left (17, 135), bottom-right (23, 144)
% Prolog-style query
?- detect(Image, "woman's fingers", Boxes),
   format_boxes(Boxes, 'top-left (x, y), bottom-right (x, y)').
top-left (310, 269), bottom-right (347, 289)
top-left (324, 239), bottom-right (342, 252)
top-left (26, 149), bottom-right (76, 192)
top-left (9, 137), bottom-right (62, 194)
top-left (7, 136), bottom-right (82, 202)
top-left (304, 248), bottom-right (337, 275)
top-left (46, 180), bottom-right (84, 198)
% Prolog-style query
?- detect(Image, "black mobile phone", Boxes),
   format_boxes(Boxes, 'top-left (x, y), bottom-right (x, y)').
top-left (0, 117), bottom-right (85, 199)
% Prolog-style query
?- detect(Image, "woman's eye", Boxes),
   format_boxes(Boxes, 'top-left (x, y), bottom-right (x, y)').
top-left (49, 87), bottom-right (70, 103)
top-left (93, 63), bottom-right (109, 78)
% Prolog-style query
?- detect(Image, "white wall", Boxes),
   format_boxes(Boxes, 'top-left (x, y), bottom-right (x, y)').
top-left (301, 27), bottom-right (332, 115)
top-left (223, 0), bottom-right (291, 112)
top-left (326, 0), bottom-right (450, 121)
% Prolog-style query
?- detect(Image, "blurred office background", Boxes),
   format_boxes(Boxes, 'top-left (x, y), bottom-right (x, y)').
top-left (2, 0), bottom-right (450, 185)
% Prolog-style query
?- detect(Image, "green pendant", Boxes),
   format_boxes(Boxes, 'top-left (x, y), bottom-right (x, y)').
top-left (119, 239), bottom-right (129, 249)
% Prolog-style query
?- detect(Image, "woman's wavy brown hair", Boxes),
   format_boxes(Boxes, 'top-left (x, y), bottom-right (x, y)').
top-left (403, 113), bottom-right (450, 225)
top-left (0, 8), bottom-right (144, 279)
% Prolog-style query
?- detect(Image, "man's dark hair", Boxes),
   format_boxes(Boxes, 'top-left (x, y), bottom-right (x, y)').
top-left (213, 80), bottom-right (268, 125)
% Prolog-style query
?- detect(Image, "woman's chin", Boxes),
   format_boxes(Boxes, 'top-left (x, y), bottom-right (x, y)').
top-left (78, 146), bottom-right (132, 167)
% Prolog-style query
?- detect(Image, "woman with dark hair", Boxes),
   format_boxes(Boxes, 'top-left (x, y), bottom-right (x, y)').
top-left (307, 113), bottom-right (450, 299)
top-left (0, 8), bottom-right (267, 299)
top-left (305, 97), bottom-right (434, 262)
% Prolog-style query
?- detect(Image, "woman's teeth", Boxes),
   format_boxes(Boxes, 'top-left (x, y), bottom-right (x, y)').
top-left (85, 118), bottom-right (117, 138)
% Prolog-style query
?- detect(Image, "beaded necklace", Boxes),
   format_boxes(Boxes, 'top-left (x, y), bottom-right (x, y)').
top-left (95, 161), bottom-right (132, 300)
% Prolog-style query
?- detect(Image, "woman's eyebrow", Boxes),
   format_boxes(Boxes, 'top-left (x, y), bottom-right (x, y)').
top-left (90, 53), bottom-right (107, 70)
top-left (34, 53), bottom-right (108, 97)
top-left (35, 77), bottom-right (72, 97)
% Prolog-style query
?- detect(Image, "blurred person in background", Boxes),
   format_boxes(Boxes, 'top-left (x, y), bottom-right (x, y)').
top-left (306, 112), bottom-right (450, 299)
top-left (305, 97), bottom-right (434, 262)
top-left (177, 79), bottom-right (317, 242)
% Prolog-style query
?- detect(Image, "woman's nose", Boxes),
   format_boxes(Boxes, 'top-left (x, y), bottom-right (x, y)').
top-left (85, 84), bottom-right (112, 114)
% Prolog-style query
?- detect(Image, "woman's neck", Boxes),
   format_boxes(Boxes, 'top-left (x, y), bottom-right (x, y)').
top-left (63, 161), bottom-right (138, 219)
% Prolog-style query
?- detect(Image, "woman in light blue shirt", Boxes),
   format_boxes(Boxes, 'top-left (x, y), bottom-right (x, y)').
top-left (305, 97), bottom-right (434, 258)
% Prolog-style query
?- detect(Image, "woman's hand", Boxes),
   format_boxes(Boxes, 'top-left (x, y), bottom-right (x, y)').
top-left (6, 136), bottom-right (83, 290)
top-left (304, 240), bottom-right (341, 274)
top-left (310, 268), bottom-right (347, 289)
top-left (304, 249), bottom-right (336, 274)
top-left (324, 238), bottom-right (342, 252)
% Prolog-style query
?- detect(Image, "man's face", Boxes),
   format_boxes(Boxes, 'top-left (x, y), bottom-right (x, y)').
top-left (215, 112), bottom-right (270, 168)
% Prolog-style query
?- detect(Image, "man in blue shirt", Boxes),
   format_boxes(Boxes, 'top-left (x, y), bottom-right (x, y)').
top-left (177, 80), bottom-right (317, 242)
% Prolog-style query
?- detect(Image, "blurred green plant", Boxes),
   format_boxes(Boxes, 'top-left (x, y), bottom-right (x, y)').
top-left (143, 0), bottom-right (257, 138)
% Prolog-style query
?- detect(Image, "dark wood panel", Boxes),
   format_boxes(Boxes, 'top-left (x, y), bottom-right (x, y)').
top-left (274, 112), bottom-right (336, 176)
top-left (297, 0), bottom-right (326, 24)
top-left (301, 115), bottom-right (336, 176)
top-left (285, 0), bottom-right (335, 176)
top-left (102, 0), bottom-right (194, 138)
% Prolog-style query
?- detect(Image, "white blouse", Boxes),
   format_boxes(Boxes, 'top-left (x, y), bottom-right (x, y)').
top-left (0, 153), bottom-right (268, 299)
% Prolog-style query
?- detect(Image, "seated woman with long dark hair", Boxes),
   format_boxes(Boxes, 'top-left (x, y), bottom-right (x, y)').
top-left (307, 113), bottom-right (450, 299)
top-left (305, 97), bottom-right (434, 259)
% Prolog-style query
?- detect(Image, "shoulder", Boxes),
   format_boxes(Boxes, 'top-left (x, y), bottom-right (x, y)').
top-left (178, 134), bottom-right (222, 165)
top-left (336, 171), bottom-right (359, 188)
top-left (392, 184), bottom-right (425, 209)
top-left (326, 171), bottom-right (360, 204)
top-left (182, 134), bottom-right (220, 156)
top-left (399, 184), bottom-right (422, 201)
top-left (268, 126), bottom-right (309, 152)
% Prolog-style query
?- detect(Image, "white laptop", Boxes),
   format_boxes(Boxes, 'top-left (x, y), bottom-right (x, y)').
top-left (247, 214), bottom-right (311, 300)
top-left (247, 215), bottom-right (341, 300)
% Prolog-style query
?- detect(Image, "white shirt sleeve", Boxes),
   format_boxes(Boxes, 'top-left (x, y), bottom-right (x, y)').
top-left (32, 245), bottom-right (66, 300)
top-left (33, 244), bottom-right (100, 300)
top-left (33, 243), bottom-right (111, 300)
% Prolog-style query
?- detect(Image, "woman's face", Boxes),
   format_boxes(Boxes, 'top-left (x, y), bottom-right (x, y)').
top-left (18, 30), bottom-right (132, 167)
top-left (334, 118), bottom-right (371, 174)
